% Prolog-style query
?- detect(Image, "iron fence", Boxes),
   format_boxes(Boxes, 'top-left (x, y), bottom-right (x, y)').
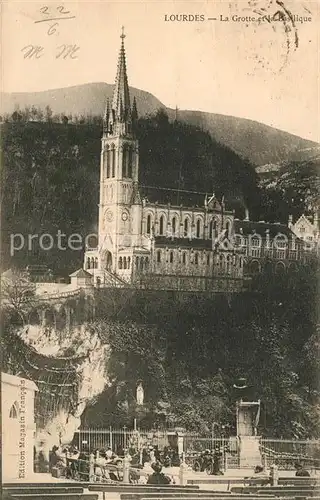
top-left (72, 428), bottom-right (320, 470)
top-left (73, 427), bottom-right (173, 454)
top-left (261, 438), bottom-right (320, 469)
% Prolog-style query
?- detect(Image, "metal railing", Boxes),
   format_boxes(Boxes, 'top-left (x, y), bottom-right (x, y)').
top-left (73, 428), bottom-right (320, 471)
top-left (73, 428), bottom-right (172, 455)
top-left (261, 439), bottom-right (320, 469)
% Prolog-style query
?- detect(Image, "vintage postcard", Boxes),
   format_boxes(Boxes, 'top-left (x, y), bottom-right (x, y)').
top-left (1, 0), bottom-right (319, 492)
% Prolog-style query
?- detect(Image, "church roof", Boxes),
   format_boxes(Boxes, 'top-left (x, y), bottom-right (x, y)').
top-left (142, 186), bottom-right (204, 207)
top-left (233, 219), bottom-right (296, 238)
top-left (293, 214), bottom-right (315, 228)
top-left (69, 268), bottom-right (92, 278)
top-left (141, 186), bottom-right (230, 212)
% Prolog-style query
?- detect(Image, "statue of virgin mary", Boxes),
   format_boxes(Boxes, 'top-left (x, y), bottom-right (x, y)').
top-left (136, 382), bottom-right (144, 405)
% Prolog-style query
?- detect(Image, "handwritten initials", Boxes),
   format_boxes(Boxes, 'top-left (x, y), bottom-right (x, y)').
top-left (21, 45), bottom-right (44, 59)
top-left (56, 44), bottom-right (80, 59)
top-left (21, 45), bottom-right (80, 59)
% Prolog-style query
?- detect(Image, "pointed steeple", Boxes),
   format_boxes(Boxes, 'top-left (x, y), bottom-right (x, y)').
top-left (103, 98), bottom-right (110, 133)
top-left (106, 27), bottom-right (132, 137)
top-left (132, 96), bottom-right (138, 120)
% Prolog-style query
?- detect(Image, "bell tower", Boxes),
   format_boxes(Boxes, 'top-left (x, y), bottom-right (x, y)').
top-left (98, 28), bottom-right (140, 274)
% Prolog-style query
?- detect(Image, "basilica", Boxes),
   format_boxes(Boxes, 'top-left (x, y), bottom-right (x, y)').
top-left (83, 31), bottom-right (304, 292)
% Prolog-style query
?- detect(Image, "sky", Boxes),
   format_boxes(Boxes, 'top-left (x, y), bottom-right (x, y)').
top-left (1, 0), bottom-right (319, 142)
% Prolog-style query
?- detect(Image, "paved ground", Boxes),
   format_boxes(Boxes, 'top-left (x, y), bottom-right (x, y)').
top-left (5, 466), bottom-right (319, 485)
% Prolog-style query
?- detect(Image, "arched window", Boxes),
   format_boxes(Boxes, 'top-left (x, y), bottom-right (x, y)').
top-left (275, 261), bottom-right (285, 275)
top-left (288, 262), bottom-right (297, 273)
top-left (182, 252), bottom-right (186, 264)
top-left (194, 253), bottom-right (199, 265)
top-left (106, 145), bottom-right (111, 178)
top-left (226, 220), bottom-right (231, 238)
top-left (91, 257), bottom-right (95, 269)
top-left (140, 258), bottom-right (144, 271)
top-left (184, 218), bottom-right (189, 237)
top-left (210, 219), bottom-right (217, 239)
top-left (9, 402), bottom-right (19, 419)
top-left (227, 255), bottom-right (231, 273)
top-left (87, 258), bottom-right (91, 270)
top-left (196, 219), bottom-right (201, 238)
top-left (95, 257), bottom-right (98, 269)
top-left (145, 257), bottom-right (149, 269)
top-left (251, 260), bottom-right (261, 275)
top-left (147, 215), bottom-right (152, 235)
top-left (128, 257), bottom-right (131, 269)
top-left (128, 148), bottom-right (133, 178)
top-left (136, 256), bottom-right (139, 269)
top-left (157, 250), bottom-right (161, 263)
top-left (171, 217), bottom-right (177, 237)
top-left (118, 257), bottom-right (123, 269)
top-left (170, 251), bottom-right (174, 263)
top-left (159, 216), bottom-right (164, 236)
top-left (122, 145), bottom-right (127, 177)
top-left (219, 254), bottom-right (224, 272)
top-left (111, 144), bottom-right (115, 177)
top-left (123, 257), bottom-right (127, 269)
top-left (207, 253), bottom-right (210, 265)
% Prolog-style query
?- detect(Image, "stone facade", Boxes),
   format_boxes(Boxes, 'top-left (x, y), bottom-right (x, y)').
top-left (83, 32), bottom-right (306, 290)
top-left (289, 213), bottom-right (319, 255)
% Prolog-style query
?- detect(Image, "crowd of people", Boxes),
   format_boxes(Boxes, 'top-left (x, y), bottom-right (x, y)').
top-left (48, 443), bottom-right (177, 483)
top-left (47, 442), bottom-right (312, 484)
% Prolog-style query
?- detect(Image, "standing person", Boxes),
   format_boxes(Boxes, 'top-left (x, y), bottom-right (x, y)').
top-left (106, 447), bottom-right (113, 461)
top-left (142, 447), bottom-right (149, 466)
top-left (117, 444), bottom-right (124, 457)
top-left (149, 447), bottom-right (156, 464)
top-left (154, 445), bottom-right (161, 462)
top-left (49, 445), bottom-right (59, 472)
top-left (95, 451), bottom-right (108, 482)
top-left (212, 447), bottom-right (223, 475)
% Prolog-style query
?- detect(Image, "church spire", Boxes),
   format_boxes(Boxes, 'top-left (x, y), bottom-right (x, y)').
top-left (106, 27), bottom-right (132, 136)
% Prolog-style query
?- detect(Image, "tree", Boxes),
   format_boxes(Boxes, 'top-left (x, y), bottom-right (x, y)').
top-left (45, 105), bottom-right (53, 122)
top-left (1, 268), bottom-right (38, 323)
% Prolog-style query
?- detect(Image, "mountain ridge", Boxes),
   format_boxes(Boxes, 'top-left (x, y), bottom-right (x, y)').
top-left (1, 82), bottom-right (318, 165)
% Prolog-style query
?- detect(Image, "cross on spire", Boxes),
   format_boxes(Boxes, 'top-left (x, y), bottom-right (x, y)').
top-left (103, 29), bottom-right (138, 137)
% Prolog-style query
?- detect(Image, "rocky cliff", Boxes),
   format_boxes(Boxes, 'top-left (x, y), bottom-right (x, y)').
top-left (10, 322), bottom-right (110, 452)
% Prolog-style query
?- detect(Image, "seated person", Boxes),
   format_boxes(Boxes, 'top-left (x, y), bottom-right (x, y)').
top-left (248, 465), bottom-right (270, 486)
top-left (49, 445), bottom-right (59, 471)
top-left (147, 462), bottom-right (171, 485)
top-left (295, 463), bottom-right (310, 477)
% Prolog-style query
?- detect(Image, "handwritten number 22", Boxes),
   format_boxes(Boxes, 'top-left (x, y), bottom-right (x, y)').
top-left (40, 5), bottom-right (70, 15)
